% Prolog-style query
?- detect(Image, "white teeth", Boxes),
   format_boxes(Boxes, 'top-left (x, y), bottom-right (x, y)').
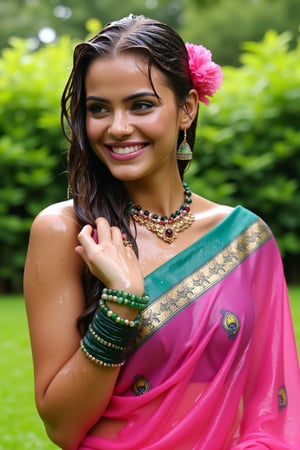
top-left (111, 145), bottom-right (143, 155)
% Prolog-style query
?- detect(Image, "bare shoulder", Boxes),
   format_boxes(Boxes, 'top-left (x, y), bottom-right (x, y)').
top-left (27, 199), bottom-right (82, 274)
top-left (192, 194), bottom-right (234, 226)
top-left (30, 199), bottom-right (79, 239)
top-left (33, 199), bottom-right (77, 225)
top-left (25, 200), bottom-right (84, 306)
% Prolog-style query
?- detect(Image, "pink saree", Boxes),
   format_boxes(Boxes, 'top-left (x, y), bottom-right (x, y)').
top-left (79, 206), bottom-right (300, 449)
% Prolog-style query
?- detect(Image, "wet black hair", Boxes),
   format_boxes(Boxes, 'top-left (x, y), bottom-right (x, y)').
top-left (61, 14), bottom-right (199, 333)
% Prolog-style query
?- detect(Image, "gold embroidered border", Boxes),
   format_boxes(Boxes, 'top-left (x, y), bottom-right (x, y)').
top-left (137, 219), bottom-right (271, 346)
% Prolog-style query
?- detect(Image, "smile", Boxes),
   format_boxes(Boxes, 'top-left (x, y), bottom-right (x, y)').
top-left (110, 144), bottom-right (145, 155)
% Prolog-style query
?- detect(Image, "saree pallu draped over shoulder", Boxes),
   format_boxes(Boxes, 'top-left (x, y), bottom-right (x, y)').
top-left (79, 206), bottom-right (300, 450)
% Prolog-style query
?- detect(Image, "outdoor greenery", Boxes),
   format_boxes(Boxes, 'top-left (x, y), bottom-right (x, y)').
top-left (0, 37), bottom-right (71, 291)
top-left (0, 0), bottom-right (300, 66)
top-left (0, 290), bottom-right (299, 449)
top-left (0, 296), bottom-right (57, 449)
top-left (0, 26), bottom-right (299, 291)
top-left (187, 29), bottom-right (300, 281)
top-left (183, 0), bottom-right (300, 65)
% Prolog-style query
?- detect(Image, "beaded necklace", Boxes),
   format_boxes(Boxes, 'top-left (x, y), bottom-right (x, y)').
top-left (128, 182), bottom-right (195, 244)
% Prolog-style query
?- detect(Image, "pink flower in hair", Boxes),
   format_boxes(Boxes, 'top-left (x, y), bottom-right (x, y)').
top-left (186, 43), bottom-right (223, 105)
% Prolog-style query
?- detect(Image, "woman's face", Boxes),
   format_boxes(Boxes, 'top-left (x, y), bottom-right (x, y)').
top-left (84, 53), bottom-right (186, 183)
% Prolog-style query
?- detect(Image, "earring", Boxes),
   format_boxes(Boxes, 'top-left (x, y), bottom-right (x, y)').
top-left (176, 129), bottom-right (192, 160)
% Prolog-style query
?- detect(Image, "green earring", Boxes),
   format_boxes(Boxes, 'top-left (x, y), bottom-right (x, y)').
top-left (176, 129), bottom-right (192, 160)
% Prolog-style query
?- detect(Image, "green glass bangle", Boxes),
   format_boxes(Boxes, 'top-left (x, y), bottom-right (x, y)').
top-left (80, 339), bottom-right (125, 368)
top-left (80, 293), bottom-right (142, 369)
top-left (83, 330), bottom-right (125, 362)
top-left (98, 299), bottom-right (142, 328)
top-left (83, 324), bottom-right (130, 362)
top-left (102, 287), bottom-right (149, 303)
top-left (101, 294), bottom-right (147, 311)
top-left (101, 288), bottom-right (150, 311)
top-left (88, 324), bottom-right (128, 351)
top-left (93, 310), bottom-right (134, 346)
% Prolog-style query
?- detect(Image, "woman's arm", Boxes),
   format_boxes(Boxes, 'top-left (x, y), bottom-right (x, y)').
top-left (24, 203), bottom-right (144, 449)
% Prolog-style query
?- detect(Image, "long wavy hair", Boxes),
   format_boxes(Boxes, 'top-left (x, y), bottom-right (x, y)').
top-left (61, 14), bottom-right (199, 334)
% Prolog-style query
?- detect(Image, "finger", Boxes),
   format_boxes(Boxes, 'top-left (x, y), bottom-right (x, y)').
top-left (77, 224), bottom-right (97, 253)
top-left (74, 245), bottom-right (84, 257)
top-left (111, 226), bottom-right (123, 245)
top-left (77, 224), bottom-right (93, 240)
top-left (95, 217), bottom-right (112, 243)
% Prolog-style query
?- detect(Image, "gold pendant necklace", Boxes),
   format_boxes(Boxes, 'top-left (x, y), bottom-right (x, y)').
top-left (128, 182), bottom-right (195, 244)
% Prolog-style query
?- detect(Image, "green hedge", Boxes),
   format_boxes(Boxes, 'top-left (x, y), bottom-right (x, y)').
top-left (188, 30), bottom-right (300, 280)
top-left (0, 30), bottom-right (299, 291)
top-left (0, 37), bottom-right (72, 291)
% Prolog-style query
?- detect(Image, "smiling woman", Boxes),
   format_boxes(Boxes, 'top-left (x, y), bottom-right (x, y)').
top-left (23, 14), bottom-right (300, 450)
top-left (84, 54), bottom-right (195, 181)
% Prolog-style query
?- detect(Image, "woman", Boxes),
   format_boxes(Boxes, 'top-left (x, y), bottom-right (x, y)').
top-left (24, 14), bottom-right (300, 450)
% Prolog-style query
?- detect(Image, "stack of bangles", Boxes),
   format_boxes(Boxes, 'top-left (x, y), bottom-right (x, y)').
top-left (80, 288), bottom-right (150, 368)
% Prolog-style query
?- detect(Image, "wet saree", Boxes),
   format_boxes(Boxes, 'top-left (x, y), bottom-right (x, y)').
top-left (79, 206), bottom-right (300, 449)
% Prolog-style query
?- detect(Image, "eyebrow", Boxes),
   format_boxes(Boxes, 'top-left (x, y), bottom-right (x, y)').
top-left (86, 91), bottom-right (158, 103)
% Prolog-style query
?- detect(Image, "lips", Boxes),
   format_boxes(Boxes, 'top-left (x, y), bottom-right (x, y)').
top-left (109, 144), bottom-right (146, 155)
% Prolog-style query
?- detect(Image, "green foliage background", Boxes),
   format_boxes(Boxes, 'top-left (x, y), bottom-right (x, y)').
top-left (0, 28), bottom-right (299, 291)
top-left (1, 0), bottom-right (300, 66)
top-left (0, 37), bottom-right (71, 291)
top-left (187, 29), bottom-right (300, 280)
top-left (183, 0), bottom-right (300, 65)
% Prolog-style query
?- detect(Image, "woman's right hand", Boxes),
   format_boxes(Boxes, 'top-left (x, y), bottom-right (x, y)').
top-left (75, 217), bottom-right (144, 296)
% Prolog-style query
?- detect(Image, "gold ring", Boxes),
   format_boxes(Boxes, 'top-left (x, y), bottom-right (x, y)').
top-left (123, 240), bottom-right (133, 248)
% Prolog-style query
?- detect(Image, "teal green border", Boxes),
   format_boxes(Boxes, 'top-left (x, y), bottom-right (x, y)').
top-left (144, 206), bottom-right (259, 300)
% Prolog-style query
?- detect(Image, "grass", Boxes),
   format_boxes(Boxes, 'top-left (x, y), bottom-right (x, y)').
top-left (0, 297), bottom-right (57, 450)
top-left (0, 288), bottom-right (299, 450)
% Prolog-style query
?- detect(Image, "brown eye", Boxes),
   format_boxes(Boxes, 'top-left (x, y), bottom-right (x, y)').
top-left (86, 103), bottom-right (108, 115)
top-left (132, 101), bottom-right (154, 111)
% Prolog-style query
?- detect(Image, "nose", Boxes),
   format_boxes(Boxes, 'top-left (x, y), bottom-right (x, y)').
top-left (108, 111), bottom-right (133, 138)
